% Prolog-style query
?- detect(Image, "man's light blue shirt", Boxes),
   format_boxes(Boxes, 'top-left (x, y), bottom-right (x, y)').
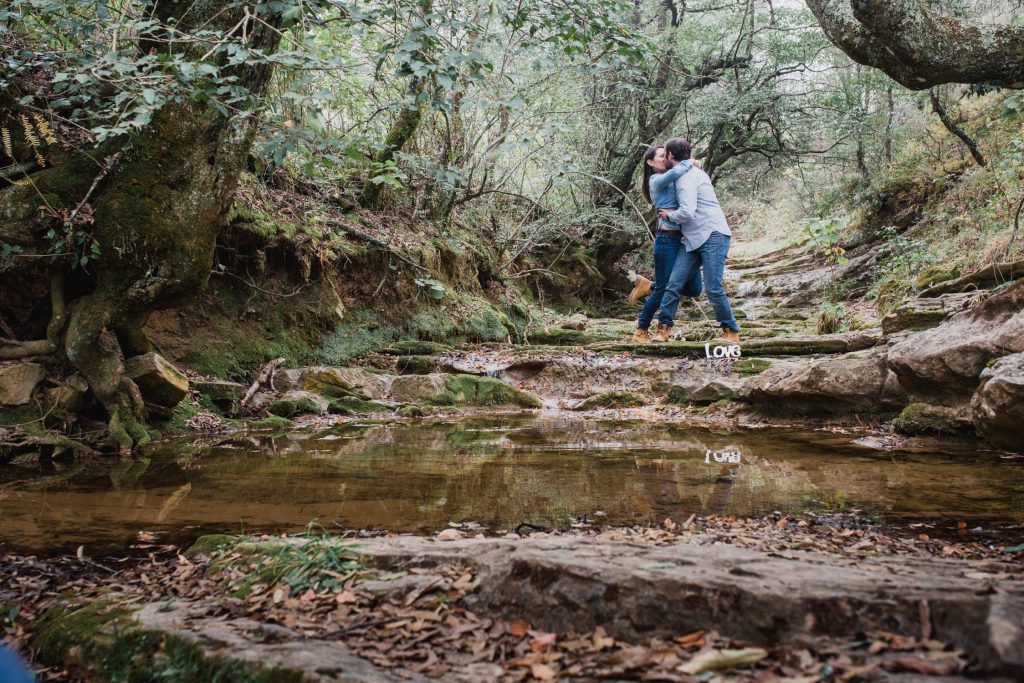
top-left (665, 165), bottom-right (731, 252)
top-left (648, 160), bottom-right (692, 232)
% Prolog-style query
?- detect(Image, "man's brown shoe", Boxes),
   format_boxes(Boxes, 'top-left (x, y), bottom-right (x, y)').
top-left (651, 325), bottom-right (671, 343)
top-left (632, 328), bottom-right (652, 343)
top-left (628, 272), bottom-right (654, 306)
top-left (718, 328), bottom-right (740, 343)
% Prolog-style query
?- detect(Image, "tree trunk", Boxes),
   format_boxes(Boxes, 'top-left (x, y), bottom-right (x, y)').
top-left (0, 2), bottom-right (283, 451)
top-left (361, 78), bottom-right (426, 210)
top-left (929, 89), bottom-right (986, 167)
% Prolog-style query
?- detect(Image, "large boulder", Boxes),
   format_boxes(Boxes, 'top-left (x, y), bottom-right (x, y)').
top-left (273, 366), bottom-right (391, 400)
top-left (268, 391), bottom-right (330, 417)
top-left (0, 362), bottom-right (45, 406)
top-left (971, 353), bottom-right (1024, 452)
top-left (124, 353), bottom-right (189, 410)
top-left (736, 353), bottom-right (906, 415)
top-left (388, 373), bottom-right (541, 408)
top-left (388, 373), bottom-right (448, 403)
top-left (194, 379), bottom-right (247, 407)
top-left (667, 372), bottom-right (744, 405)
top-left (888, 282), bottom-right (1024, 405)
top-left (880, 292), bottom-right (976, 337)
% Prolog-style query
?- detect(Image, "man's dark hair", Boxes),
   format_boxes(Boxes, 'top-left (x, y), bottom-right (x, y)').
top-left (664, 137), bottom-right (692, 162)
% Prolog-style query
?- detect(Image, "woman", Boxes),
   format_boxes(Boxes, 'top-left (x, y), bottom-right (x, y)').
top-left (633, 146), bottom-right (702, 343)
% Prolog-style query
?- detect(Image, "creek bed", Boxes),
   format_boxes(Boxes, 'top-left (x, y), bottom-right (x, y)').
top-left (2, 415), bottom-right (1022, 555)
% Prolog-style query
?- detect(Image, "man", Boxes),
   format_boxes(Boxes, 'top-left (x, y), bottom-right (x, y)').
top-left (654, 137), bottom-right (740, 343)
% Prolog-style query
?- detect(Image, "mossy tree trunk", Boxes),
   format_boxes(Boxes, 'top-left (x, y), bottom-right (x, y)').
top-left (0, 2), bottom-right (282, 451)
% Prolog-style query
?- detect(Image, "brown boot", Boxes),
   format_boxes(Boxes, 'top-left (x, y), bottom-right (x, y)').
top-left (632, 327), bottom-right (652, 343)
top-left (718, 327), bottom-right (740, 343)
top-left (651, 324), bottom-right (671, 343)
top-left (628, 274), bottom-right (654, 306)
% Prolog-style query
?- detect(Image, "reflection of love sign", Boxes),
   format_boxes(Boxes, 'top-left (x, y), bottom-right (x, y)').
top-left (705, 449), bottom-right (741, 464)
top-left (704, 343), bottom-right (742, 359)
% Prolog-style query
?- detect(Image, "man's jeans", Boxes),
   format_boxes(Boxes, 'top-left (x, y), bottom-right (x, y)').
top-left (637, 230), bottom-right (702, 330)
top-left (659, 231), bottom-right (739, 332)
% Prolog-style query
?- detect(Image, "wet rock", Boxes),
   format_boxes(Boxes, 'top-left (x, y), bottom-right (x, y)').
top-left (737, 353), bottom-right (906, 415)
top-left (273, 366), bottom-right (391, 400)
top-left (268, 391), bottom-right (329, 417)
top-left (888, 281), bottom-right (1024, 405)
top-left (574, 391), bottom-right (648, 410)
top-left (194, 379), bottom-right (247, 407)
top-left (892, 403), bottom-right (973, 436)
top-left (123, 353), bottom-right (188, 409)
top-left (971, 353), bottom-right (1024, 452)
top-left (0, 362), bottom-right (45, 406)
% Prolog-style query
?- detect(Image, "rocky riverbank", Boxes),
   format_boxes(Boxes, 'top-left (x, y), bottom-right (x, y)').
top-left (4, 516), bottom-right (1022, 682)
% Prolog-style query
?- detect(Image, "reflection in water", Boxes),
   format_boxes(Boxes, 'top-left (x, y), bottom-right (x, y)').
top-left (1, 415), bottom-right (1023, 554)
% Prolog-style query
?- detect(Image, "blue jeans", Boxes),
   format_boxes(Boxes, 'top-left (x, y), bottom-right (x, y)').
top-left (660, 231), bottom-right (739, 332)
top-left (637, 230), bottom-right (702, 330)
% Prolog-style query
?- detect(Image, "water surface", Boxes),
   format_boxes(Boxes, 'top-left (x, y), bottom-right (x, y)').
top-left (2, 415), bottom-right (1022, 554)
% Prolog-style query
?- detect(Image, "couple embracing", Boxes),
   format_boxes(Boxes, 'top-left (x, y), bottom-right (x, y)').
top-left (633, 137), bottom-right (740, 344)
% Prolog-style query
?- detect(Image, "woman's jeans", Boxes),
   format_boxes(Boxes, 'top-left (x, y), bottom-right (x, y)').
top-left (659, 231), bottom-right (739, 332)
top-left (637, 230), bottom-right (702, 330)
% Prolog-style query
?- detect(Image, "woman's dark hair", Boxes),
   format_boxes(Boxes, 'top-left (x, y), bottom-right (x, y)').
top-left (664, 137), bottom-right (692, 162)
top-left (641, 145), bottom-right (660, 205)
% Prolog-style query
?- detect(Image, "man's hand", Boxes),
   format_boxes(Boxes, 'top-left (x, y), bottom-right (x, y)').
top-left (657, 209), bottom-right (671, 219)
top-left (693, 158), bottom-right (702, 169)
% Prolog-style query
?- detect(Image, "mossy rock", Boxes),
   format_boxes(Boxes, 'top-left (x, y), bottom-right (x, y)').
top-left (397, 404), bottom-right (425, 418)
top-left (379, 340), bottom-right (451, 356)
top-left (461, 306), bottom-right (512, 342)
top-left (732, 358), bottom-right (773, 375)
top-left (913, 265), bottom-right (959, 290)
top-left (28, 598), bottom-right (301, 682)
top-left (185, 533), bottom-right (238, 558)
top-left (434, 375), bottom-right (542, 408)
top-left (574, 391), bottom-right (648, 410)
top-left (396, 355), bottom-right (435, 374)
top-left (268, 393), bottom-right (325, 417)
top-left (528, 328), bottom-right (605, 345)
top-left (892, 403), bottom-right (972, 436)
top-left (327, 397), bottom-right (392, 415)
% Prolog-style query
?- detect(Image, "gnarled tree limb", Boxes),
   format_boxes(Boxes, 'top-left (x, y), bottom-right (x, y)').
top-left (804, 0), bottom-right (1024, 89)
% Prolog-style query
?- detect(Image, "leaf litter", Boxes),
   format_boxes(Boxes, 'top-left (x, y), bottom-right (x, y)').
top-left (2, 513), bottom-right (1020, 681)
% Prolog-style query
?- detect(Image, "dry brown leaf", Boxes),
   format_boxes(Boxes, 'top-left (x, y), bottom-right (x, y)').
top-left (508, 619), bottom-right (531, 637)
top-left (592, 626), bottom-right (615, 651)
top-left (531, 663), bottom-right (557, 680)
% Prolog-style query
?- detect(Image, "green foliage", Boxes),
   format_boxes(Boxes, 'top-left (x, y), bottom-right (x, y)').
top-left (433, 374), bottom-right (542, 408)
top-left (414, 277), bottom-right (446, 301)
top-left (816, 302), bottom-right (846, 335)
top-left (798, 217), bottom-right (848, 265)
top-left (310, 310), bottom-right (397, 366)
top-left (462, 306), bottom-right (510, 342)
top-left (206, 531), bottom-right (363, 599)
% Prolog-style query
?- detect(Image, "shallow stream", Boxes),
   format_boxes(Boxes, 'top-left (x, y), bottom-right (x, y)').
top-left (2, 415), bottom-right (1022, 555)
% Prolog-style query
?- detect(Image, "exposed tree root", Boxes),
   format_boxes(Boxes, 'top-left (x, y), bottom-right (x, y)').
top-left (0, 271), bottom-right (66, 359)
